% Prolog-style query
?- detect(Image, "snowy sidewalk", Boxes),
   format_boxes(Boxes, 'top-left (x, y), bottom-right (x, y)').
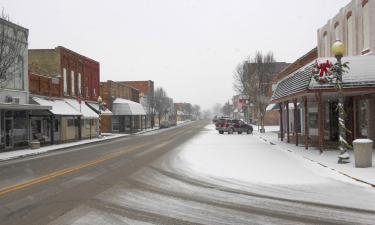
top-left (0, 127), bottom-right (160, 162)
top-left (257, 129), bottom-right (375, 187)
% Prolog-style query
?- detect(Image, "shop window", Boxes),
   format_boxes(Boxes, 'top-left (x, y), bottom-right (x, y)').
top-left (71, 70), bottom-right (75, 96)
top-left (308, 113), bottom-right (318, 129)
top-left (347, 13), bottom-right (355, 56)
top-left (63, 68), bottom-right (68, 95)
top-left (13, 111), bottom-right (27, 146)
top-left (334, 22), bottom-right (341, 41)
top-left (112, 116), bottom-right (120, 132)
top-left (54, 119), bottom-right (59, 132)
top-left (67, 119), bottom-right (75, 127)
top-left (362, 1), bottom-right (370, 52)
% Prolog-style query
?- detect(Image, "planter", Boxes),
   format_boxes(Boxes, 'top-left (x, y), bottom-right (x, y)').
top-left (30, 141), bottom-right (40, 149)
top-left (353, 139), bottom-right (373, 168)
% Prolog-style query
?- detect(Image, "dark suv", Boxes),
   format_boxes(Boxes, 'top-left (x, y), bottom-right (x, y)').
top-left (216, 119), bottom-right (253, 134)
top-left (215, 118), bottom-right (233, 134)
top-left (228, 119), bottom-right (253, 134)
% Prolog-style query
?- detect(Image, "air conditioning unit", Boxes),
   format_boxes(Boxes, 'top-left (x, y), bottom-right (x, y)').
top-left (4, 96), bottom-right (20, 104)
top-left (5, 96), bottom-right (13, 103)
top-left (13, 97), bottom-right (20, 104)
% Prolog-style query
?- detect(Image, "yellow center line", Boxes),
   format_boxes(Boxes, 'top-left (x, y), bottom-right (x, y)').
top-left (0, 129), bottom-right (188, 197)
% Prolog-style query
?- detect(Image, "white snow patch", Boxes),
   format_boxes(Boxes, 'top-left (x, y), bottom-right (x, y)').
top-left (175, 124), bottom-right (335, 185)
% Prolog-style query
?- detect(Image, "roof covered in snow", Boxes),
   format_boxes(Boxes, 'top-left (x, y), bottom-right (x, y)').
top-left (112, 98), bottom-right (146, 115)
top-left (64, 99), bottom-right (99, 118)
top-left (271, 55), bottom-right (375, 102)
top-left (32, 97), bottom-right (82, 116)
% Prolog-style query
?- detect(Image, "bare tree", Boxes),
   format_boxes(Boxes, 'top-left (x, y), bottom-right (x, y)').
top-left (0, 10), bottom-right (25, 87)
top-left (222, 101), bottom-right (232, 117)
top-left (234, 51), bottom-right (276, 132)
top-left (212, 103), bottom-right (222, 116)
top-left (154, 87), bottom-right (169, 126)
top-left (192, 104), bottom-right (201, 120)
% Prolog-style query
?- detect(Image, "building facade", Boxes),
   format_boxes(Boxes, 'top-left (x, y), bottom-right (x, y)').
top-left (0, 18), bottom-right (51, 151)
top-left (271, 0), bottom-right (375, 150)
top-left (28, 47), bottom-right (101, 143)
top-left (120, 80), bottom-right (154, 128)
top-left (100, 80), bottom-right (145, 133)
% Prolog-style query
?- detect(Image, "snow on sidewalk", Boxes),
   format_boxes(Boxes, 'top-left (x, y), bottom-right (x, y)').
top-left (257, 127), bottom-right (375, 187)
top-left (0, 127), bottom-right (160, 162)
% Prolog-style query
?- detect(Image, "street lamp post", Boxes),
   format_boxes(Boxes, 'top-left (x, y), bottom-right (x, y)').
top-left (331, 40), bottom-right (350, 164)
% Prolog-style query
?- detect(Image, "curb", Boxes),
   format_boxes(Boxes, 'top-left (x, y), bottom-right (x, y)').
top-left (256, 133), bottom-right (375, 188)
top-left (0, 127), bottom-right (161, 163)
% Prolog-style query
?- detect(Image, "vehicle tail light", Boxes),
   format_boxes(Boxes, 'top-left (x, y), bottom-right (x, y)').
top-left (225, 124), bottom-right (229, 127)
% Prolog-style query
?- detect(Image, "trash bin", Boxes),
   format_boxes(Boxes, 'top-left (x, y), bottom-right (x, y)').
top-left (353, 139), bottom-right (373, 168)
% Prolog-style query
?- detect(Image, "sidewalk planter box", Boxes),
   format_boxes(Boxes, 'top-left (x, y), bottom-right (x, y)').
top-left (353, 139), bottom-right (373, 168)
top-left (30, 141), bottom-right (40, 149)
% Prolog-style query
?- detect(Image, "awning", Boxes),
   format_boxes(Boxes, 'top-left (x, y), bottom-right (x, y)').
top-left (32, 97), bottom-right (81, 116)
top-left (0, 102), bottom-right (51, 111)
top-left (86, 102), bottom-right (113, 116)
top-left (64, 99), bottom-right (99, 119)
top-left (112, 98), bottom-right (146, 115)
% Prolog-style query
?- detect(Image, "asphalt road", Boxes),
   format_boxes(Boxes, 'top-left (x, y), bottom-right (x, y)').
top-left (0, 121), bottom-right (374, 225)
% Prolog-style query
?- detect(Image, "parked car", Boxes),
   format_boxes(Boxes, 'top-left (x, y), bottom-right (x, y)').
top-left (215, 118), bottom-right (233, 134)
top-left (228, 119), bottom-right (253, 134)
top-left (215, 119), bottom-right (253, 134)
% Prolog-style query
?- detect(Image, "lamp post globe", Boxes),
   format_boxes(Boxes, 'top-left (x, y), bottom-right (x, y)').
top-left (331, 40), bottom-right (345, 58)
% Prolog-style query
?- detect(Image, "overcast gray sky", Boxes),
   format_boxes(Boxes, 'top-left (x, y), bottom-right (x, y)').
top-left (2, 0), bottom-right (350, 110)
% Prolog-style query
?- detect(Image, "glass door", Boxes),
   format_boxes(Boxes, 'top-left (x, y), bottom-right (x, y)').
top-left (5, 118), bottom-right (13, 149)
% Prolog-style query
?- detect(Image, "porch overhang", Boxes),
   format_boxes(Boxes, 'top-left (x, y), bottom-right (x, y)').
top-left (0, 103), bottom-right (52, 111)
top-left (271, 55), bottom-right (375, 103)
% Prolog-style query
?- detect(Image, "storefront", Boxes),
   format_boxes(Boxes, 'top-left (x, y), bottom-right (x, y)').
top-left (0, 103), bottom-right (51, 151)
top-left (111, 98), bottom-right (146, 133)
top-left (272, 55), bottom-right (375, 150)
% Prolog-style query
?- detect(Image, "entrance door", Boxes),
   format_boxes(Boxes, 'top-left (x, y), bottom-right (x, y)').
top-left (5, 118), bottom-right (13, 149)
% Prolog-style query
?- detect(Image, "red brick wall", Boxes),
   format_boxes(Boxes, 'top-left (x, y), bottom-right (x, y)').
top-left (83, 59), bottom-right (100, 101)
top-left (59, 47), bottom-right (100, 101)
top-left (29, 72), bottom-right (61, 97)
top-left (264, 111), bottom-right (280, 126)
top-left (120, 81), bottom-right (154, 95)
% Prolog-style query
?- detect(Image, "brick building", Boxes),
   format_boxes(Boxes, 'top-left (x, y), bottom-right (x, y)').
top-left (119, 80), bottom-right (154, 128)
top-left (29, 46), bottom-right (100, 101)
top-left (100, 81), bottom-right (145, 133)
top-left (28, 47), bottom-right (101, 144)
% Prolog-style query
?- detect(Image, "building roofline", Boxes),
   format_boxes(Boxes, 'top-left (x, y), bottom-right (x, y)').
top-left (0, 17), bottom-right (29, 34)
top-left (276, 47), bottom-right (318, 81)
top-left (29, 46), bottom-right (99, 64)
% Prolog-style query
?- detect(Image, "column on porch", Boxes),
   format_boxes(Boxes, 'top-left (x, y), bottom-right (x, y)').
top-left (303, 96), bottom-right (309, 149)
top-left (279, 102), bottom-right (284, 141)
top-left (293, 99), bottom-right (298, 146)
top-left (316, 92), bottom-right (324, 153)
top-left (286, 100), bottom-right (290, 143)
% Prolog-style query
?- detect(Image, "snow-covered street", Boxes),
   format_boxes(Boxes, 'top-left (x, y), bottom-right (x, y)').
top-left (2, 122), bottom-right (375, 225)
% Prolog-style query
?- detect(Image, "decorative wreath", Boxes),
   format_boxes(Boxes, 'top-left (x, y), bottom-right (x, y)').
top-left (312, 60), bottom-right (334, 84)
